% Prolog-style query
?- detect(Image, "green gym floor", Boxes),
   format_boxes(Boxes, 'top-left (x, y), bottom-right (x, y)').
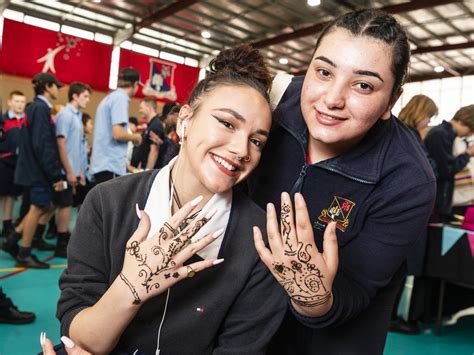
top-left (1, 209), bottom-right (473, 354)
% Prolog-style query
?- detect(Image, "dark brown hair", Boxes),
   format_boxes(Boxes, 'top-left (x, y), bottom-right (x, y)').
top-left (9, 90), bottom-right (25, 98)
top-left (68, 82), bottom-right (92, 102)
top-left (187, 44), bottom-right (272, 110)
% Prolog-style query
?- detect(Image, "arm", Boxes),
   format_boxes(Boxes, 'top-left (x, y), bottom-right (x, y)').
top-left (58, 188), bottom-right (220, 353)
top-left (425, 131), bottom-right (470, 179)
top-left (31, 105), bottom-right (62, 184)
top-left (213, 259), bottom-right (287, 354)
top-left (111, 124), bottom-right (141, 145)
top-left (145, 143), bottom-right (159, 170)
top-left (57, 138), bottom-right (77, 186)
top-left (293, 180), bottom-right (435, 328)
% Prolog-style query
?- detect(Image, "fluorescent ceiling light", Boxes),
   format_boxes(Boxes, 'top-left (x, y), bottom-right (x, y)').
top-left (132, 43), bottom-right (159, 57)
top-left (24, 15), bottom-right (60, 32)
top-left (160, 51), bottom-right (184, 64)
top-left (307, 0), bottom-right (321, 6)
top-left (94, 32), bottom-right (113, 45)
top-left (2, 9), bottom-right (24, 22)
top-left (201, 30), bottom-right (211, 39)
top-left (61, 25), bottom-right (94, 40)
top-left (434, 66), bottom-right (445, 73)
top-left (184, 57), bottom-right (199, 67)
top-left (279, 58), bottom-right (289, 65)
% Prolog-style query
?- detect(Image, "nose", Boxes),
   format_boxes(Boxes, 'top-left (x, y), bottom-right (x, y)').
top-left (229, 133), bottom-right (250, 161)
top-left (323, 80), bottom-right (345, 110)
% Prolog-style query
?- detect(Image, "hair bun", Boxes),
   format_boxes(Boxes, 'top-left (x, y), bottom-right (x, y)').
top-left (209, 44), bottom-right (272, 94)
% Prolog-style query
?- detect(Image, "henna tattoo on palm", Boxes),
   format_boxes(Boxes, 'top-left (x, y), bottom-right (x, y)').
top-left (273, 242), bottom-right (331, 307)
top-left (281, 204), bottom-right (297, 256)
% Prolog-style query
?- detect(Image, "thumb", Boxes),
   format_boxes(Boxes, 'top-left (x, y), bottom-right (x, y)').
top-left (322, 222), bottom-right (339, 277)
top-left (129, 205), bottom-right (151, 243)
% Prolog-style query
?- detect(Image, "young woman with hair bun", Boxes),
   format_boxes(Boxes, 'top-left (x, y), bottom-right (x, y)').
top-left (42, 44), bottom-right (292, 355)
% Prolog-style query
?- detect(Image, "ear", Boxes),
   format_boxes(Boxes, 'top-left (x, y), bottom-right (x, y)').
top-left (178, 104), bottom-right (193, 121)
top-left (177, 105), bottom-right (194, 142)
top-left (381, 89), bottom-right (402, 120)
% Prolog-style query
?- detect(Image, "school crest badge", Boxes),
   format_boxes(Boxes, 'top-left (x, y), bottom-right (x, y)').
top-left (318, 196), bottom-right (355, 232)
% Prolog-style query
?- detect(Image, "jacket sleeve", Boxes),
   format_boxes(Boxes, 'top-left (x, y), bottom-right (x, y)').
top-left (292, 179), bottom-right (436, 328)
top-left (31, 105), bottom-right (62, 183)
top-left (56, 185), bottom-right (109, 336)
top-left (213, 259), bottom-right (287, 354)
top-left (425, 130), bottom-right (470, 180)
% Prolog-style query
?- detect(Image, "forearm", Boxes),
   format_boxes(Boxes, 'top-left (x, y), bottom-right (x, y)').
top-left (57, 140), bottom-right (74, 176)
top-left (69, 276), bottom-right (141, 354)
top-left (112, 125), bottom-right (138, 143)
top-left (146, 145), bottom-right (159, 170)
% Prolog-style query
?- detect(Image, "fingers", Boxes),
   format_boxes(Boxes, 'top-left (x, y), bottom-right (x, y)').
top-left (40, 332), bottom-right (56, 355)
top-left (175, 258), bottom-right (225, 282)
top-left (168, 195), bottom-right (204, 229)
top-left (173, 228), bottom-right (224, 265)
top-left (266, 203), bottom-right (283, 254)
top-left (128, 207), bottom-right (151, 244)
top-left (322, 221), bottom-right (339, 276)
top-left (294, 193), bottom-right (316, 246)
top-left (253, 226), bottom-right (275, 268)
top-left (281, 192), bottom-right (298, 255)
top-left (165, 209), bottom-right (216, 257)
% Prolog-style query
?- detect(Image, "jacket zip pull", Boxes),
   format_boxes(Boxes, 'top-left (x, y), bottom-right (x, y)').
top-left (290, 163), bottom-right (309, 195)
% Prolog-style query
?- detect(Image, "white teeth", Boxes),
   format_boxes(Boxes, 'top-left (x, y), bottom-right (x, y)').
top-left (213, 155), bottom-right (236, 171)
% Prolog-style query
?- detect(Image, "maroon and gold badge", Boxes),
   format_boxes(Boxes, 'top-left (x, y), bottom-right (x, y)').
top-left (318, 196), bottom-right (356, 232)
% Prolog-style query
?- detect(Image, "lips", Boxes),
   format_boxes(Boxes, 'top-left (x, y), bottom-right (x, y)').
top-left (315, 109), bottom-right (347, 126)
top-left (210, 153), bottom-right (241, 177)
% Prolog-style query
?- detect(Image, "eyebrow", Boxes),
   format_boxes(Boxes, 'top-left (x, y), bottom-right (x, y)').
top-left (213, 108), bottom-right (269, 137)
top-left (314, 55), bottom-right (384, 83)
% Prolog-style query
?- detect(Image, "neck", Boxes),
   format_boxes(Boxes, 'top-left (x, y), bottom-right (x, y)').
top-left (170, 153), bottom-right (213, 214)
top-left (148, 113), bottom-right (156, 122)
top-left (11, 111), bottom-right (24, 118)
top-left (70, 101), bottom-right (80, 110)
top-left (307, 136), bottom-right (356, 163)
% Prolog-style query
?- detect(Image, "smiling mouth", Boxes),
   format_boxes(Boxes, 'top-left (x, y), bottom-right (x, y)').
top-left (317, 110), bottom-right (346, 121)
top-left (211, 153), bottom-right (241, 173)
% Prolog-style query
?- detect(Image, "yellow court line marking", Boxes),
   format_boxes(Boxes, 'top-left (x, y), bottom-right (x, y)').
top-left (0, 264), bottom-right (67, 272)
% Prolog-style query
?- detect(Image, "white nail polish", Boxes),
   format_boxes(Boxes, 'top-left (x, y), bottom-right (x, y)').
top-left (135, 204), bottom-right (142, 219)
top-left (61, 336), bottom-right (75, 349)
top-left (212, 228), bottom-right (225, 238)
top-left (40, 332), bottom-right (45, 346)
top-left (191, 195), bottom-right (203, 206)
top-left (213, 258), bottom-right (224, 265)
top-left (205, 209), bottom-right (217, 219)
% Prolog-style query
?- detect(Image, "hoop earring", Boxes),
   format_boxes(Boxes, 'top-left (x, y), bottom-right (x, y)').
top-left (236, 155), bottom-right (250, 162)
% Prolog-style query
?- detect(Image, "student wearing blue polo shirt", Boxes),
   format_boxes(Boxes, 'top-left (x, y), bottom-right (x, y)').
top-left (90, 68), bottom-right (142, 184)
top-left (54, 82), bottom-right (92, 257)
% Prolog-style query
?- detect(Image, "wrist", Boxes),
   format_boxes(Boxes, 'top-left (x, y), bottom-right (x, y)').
top-left (291, 291), bottom-right (333, 318)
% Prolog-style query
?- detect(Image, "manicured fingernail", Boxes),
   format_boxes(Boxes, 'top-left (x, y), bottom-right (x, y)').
top-left (40, 332), bottom-right (45, 346)
top-left (61, 336), bottom-right (75, 349)
top-left (135, 204), bottom-right (142, 219)
top-left (205, 209), bottom-right (217, 219)
top-left (295, 193), bottom-right (303, 205)
top-left (191, 195), bottom-right (203, 206)
top-left (212, 228), bottom-right (225, 238)
top-left (213, 258), bottom-right (224, 265)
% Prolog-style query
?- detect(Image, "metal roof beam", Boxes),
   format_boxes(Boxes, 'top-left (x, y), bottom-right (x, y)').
top-left (252, 0), bottom-right (462, 49)
top-left (114, 0), bottom-right (197, 45)
top-left (412, 41), bottom-right (474, 54)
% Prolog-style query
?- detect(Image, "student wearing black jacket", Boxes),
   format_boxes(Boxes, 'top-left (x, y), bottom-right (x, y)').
top-left (424, 105), bottom-right (474, 222)
top-left (2, 73), bottom-right (66, 269)
top-left (42, 45), bottom-right (289, 355)
top-left (250, 10), bottom-right (436, 355)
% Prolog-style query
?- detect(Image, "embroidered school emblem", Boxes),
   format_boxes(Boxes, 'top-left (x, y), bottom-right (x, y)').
top-left (318, 196), bottom-right (356, 232)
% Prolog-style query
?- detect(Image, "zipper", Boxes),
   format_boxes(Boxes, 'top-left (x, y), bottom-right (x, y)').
top-left (278, 118), bottom-right (376, 186)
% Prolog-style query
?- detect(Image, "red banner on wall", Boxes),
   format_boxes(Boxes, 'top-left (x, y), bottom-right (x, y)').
top-left (119, 49), bottom-right (199, 104)
top-left (0, 19), bottom-right (112, 91)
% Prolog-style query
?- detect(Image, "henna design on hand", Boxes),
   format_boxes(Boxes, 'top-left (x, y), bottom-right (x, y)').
top-left (119, 272), bottom-right (141, 305)
top-left (272, 242), bottom-right (331, 308)
top-left (281, 203), bottom-right (297, 256)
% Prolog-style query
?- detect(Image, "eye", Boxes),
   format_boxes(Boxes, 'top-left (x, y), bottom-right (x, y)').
top-left (250, 138), bottom-right (265, 150)
top-left (217, 118), bottom-right (234, 130)
top-left (354, 82), bottom-right (373, 93)
top-left (317, 68), bottom-right (331, 79)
